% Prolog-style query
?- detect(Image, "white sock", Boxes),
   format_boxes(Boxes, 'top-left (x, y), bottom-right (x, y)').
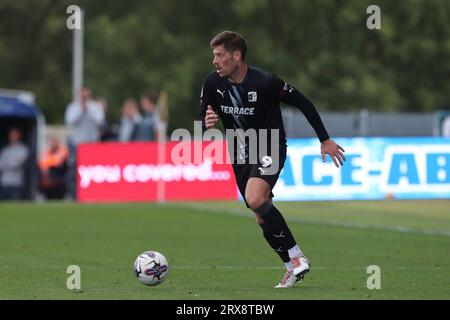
top-left (284, 261), bottom-right (293, 271)
top-left (288, 245), bottom-right (303, 259)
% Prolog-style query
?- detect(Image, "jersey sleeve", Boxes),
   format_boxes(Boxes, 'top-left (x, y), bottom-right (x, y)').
top-left (271, 74), bottom-right (330, 142)
top-left (198, 76), bottom-right (214, 131)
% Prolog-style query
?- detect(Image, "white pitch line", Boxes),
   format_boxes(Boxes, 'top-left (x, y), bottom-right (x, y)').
top-left (1, 265), bottom-right (448, 271)
top-left (170, 265), bottom-right (450, 271)
top-left (164, 202), bottom-right (450, 237)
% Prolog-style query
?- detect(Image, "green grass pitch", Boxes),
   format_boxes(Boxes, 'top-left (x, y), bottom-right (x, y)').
top-left (0, 200), bottom-right (449, 299)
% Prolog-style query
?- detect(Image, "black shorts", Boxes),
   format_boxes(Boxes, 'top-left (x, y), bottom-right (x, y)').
top-left (232, 147), bottom-right (287, 208)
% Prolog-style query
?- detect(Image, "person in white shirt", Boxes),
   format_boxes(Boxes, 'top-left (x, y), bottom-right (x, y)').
top-left (65, 87), bottom-right (104, 145)
top-left (64, 87), bottom-right (104, 199)
top-left (0, 127), bottom-right (29, 200)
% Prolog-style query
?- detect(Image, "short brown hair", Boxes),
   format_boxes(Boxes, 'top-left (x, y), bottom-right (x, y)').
top-left (210, 31), bottom-right (247, 60)
top-left (141, 92), bottom-right (158, 104)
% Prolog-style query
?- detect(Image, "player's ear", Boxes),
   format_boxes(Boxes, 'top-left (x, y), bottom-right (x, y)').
top-left (233, 50), bottom-right (242, 61)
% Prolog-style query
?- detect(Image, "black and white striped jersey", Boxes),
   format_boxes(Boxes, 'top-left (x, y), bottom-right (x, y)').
top-left (199, 66), bottom-right (329, 161)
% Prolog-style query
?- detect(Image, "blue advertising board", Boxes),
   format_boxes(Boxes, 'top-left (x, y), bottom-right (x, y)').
top-left (271, 137), bottom-right (450, 201)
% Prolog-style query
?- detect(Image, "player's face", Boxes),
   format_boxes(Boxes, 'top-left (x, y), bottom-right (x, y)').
top-left (212, 45), bottom-right (239, 78)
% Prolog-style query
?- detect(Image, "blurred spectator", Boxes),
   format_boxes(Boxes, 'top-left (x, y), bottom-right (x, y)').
top-left (134, 93), bottom-right (160, 141)
top-left (97, 97), bottom-right (118, 142)
top-left (64, 87), bottom-right (104, 199)
top-left (0, 127), bottom-right (30, 201)
top-left (441, 114), bottom-right (450, 137)
top-left (65, 87), bottom-right (104, 145)
top-left (118, 98), bottom-right (142, 142)
top-left (38, 136), bottom-right (68, 200)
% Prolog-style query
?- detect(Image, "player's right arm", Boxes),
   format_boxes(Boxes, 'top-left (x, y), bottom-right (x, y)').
top-left (271, 74), bottom-right (345, 168)
top-left (198, 76), bottom-right (219, 130)
top-left (204, 106), bottom-right (218, 129)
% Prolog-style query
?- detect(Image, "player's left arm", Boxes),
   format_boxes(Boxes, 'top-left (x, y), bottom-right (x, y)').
top-left (272, 75), bottom-right (345, 168)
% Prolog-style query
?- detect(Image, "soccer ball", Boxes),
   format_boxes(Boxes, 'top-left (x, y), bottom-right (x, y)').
top-left (134, 251), bottom-right (169, 286)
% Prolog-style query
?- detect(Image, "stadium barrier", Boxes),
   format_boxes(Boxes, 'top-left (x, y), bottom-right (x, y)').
top-left (76, 137), bottom-right (450, 202)
top-left (76, 141), bottom-right (237, 202)
top-left (273, 137), bottom-right (450, 201)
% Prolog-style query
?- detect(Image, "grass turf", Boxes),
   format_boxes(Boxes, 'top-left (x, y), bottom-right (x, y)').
top-left (0, 200), bottom-right (449, 299)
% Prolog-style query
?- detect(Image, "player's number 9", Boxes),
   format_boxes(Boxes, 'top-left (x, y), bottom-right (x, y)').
top-left (261, 156), bottom-right (272, 168)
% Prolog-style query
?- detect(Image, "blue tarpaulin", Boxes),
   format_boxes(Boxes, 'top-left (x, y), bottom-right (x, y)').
top-left (0, 96), bottom-right (40, 118)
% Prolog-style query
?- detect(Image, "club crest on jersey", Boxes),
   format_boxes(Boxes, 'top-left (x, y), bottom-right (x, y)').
top-left (283, 82), bottom-right (295, 93)
top-left (248, 91), bottom-right (257, 102)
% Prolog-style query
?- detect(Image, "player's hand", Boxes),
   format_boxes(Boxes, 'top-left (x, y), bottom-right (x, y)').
top-left (205, 105), bottom-right (218, 129)
top-left (321, 139), bottom-right (346, 168)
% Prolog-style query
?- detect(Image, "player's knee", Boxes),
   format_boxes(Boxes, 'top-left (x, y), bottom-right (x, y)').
top-left (246, 194), bottom-right (269, 212)
top-left (255, 214), bottom-right (264, 224)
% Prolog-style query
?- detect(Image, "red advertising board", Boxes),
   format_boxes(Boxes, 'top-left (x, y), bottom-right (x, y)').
top-left (76, 141), bottom-right (238, 202)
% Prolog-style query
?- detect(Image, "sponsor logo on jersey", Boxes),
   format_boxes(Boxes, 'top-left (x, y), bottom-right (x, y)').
top-left (217, 89), bottom-right (226, 98)
top-left (220, 105), bottom-right (255, 115)
top-left (248, 91), bottom-right (257, 102)
top-left (280, 82), bottom-right (295, 96)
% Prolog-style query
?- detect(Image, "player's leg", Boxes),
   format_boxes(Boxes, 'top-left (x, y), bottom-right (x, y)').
top-left (245, 177), bottom-right (299, 259)
top-left (244, 178), bottom-right (296, 288)
top-left (249, 181), bottom-right (291, 266)
top-left (245, 178), bottom-right (290, 260)
top-left (245, 177), bottom-right (310, 286)
top-left (233, 163), bottom-right (295, 285)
